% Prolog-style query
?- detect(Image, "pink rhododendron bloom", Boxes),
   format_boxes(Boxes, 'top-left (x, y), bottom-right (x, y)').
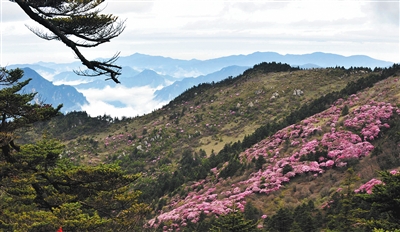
top-left (147, 99), bottom-right (400, 230)
top-left (325, 160), bottom-right (335, 167)
top-left (355, 178), bottom-right (384, 194)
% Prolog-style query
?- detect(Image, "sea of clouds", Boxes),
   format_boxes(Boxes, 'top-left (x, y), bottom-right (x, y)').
top-left (76, 85), bottom-right (168, 119)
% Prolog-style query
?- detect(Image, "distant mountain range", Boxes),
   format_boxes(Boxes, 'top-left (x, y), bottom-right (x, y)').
top-left (9, 51), bottom-right (393, 80)
top-left (116, 51), bottom-right (393, 77)
top-left (6, 51), bottom-right (394, 116)
top-left (74, 68), bottom-right (175, 89)
top-left (153, 65), bottom-right (250, 102)
top-left (20, 68), bottom-right (88, 113)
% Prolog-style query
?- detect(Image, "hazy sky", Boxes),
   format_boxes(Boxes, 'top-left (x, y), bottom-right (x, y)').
top-left (1, 0), bottom-right (399, 66)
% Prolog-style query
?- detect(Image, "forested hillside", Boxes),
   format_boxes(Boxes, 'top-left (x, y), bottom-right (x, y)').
top-left (6, 63), bottom-right (400, 231)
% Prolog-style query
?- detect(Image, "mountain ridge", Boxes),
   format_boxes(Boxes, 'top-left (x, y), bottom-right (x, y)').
top-left (18, 63), bottom-right (400, 231)
top-left (20, 67), bottom-right (88, 113)
top-left (9, 51), bottom-right (393, 79)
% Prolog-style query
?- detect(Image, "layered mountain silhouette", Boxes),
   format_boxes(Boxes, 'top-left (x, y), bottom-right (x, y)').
top-left (7, 51), bottom-right (394, 116)
top-left (20, 68), bottom-right (88, 113)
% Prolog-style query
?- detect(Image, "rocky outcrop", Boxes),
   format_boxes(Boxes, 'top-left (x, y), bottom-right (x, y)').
top-left (293, 89), bottom-right (304, 96)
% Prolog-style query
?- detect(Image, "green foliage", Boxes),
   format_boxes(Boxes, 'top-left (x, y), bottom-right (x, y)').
top-left (0, 68), bottom-right (149, 230)
top-left (341, 104), bottom-right (349, 116)
top-left (244, 202), bottom-right (262, 223)
top-left (219, 158), bottom-right (244, 179)
top-left (262, 170), bottom-right (400, 232)
top-left (1, 67), bottom-right (62, 163)
top-left (255, 155), bottom-right (267, 170)
top-left (28, 111), bottom-right (113, 141)
top-left (282, 164), bottom-right (293, 175)
top-left (299, 148), bottom-right (328, 162)
top-left (358, 171), bottom-right (400, 230)
top-left (252, 61), bottom-right (300, 74)
top-left (0, 67), bottom-right (62, 132)
top-left (210, 207), bottom-right (258, 232)
top-left (373, 229), bottom-right (400, 232)
top-left (265, 208), bottom-right (293, 232)
top-left (374, 114), bottom-right (400, 170)
top-left (0, 139), bottom-right (150, 231)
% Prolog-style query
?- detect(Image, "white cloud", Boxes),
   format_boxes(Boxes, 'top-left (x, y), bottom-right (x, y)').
top-left (1, 0), bottom-right (399, 65)
top-left (77, 85), bottom-right (168, 118)
top-left (366, 1), bottom-right (399, 27)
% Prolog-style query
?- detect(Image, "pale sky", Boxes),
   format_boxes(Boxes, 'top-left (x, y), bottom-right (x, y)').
top-left (1, 0), bottom-right (399, 66)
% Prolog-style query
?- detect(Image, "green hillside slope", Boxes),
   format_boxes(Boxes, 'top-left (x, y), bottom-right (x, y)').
top-left (17, 63), bottom-right (400, 231)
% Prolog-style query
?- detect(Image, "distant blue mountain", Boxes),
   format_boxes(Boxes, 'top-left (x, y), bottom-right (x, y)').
top-left (34, 61), bottom-right (82, 73)
top-left (7, 64), bottom-right (57, 79)
top-left (52, 66), bottom-right (141, 85)
top-left (121, 69), bottom-right (172, 87)
top-left (75, 69), bottom-right (173, 89)
top-left (20, 68), bottom-right (88, 113)
top-left (154, 65), bottom-right (249, 102)
top-left (10, 51), bottom-right (393, 82)
top-left (7, 51), bottom-right (394, 115)
top-left (52, 71), bottom-right (90, 83)
top-left (116, 52), bottom-right (393, 77)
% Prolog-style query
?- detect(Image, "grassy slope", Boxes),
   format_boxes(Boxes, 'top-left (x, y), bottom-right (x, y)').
top-left (18, 65), bottom-right (400, 229)
top-left (144, 71), bottom-right (400, 230)
top-left (23, 67), bottom-right (370, 164)
top-left (249, 73), bottom-right (400, 212)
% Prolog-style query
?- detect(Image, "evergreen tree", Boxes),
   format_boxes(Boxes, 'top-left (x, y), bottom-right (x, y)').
top-left (265, 208), bottom-right (293, 232)
top-left (0, 139), bottom-right (150, 231)
top-left (255, 155), bottom-right (267, 171)
top-left (359, 171), bottom-right (400, 230)
top-left (10, 0), bottom-right (125, 82)
top-left (0, 68), bottom-right (150, 230)
top-left (0, 67), bottom-right (62, 161)
top-left (210, 206), bottom-right (258, 232)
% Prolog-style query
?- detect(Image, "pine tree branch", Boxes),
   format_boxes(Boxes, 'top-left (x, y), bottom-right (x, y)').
top-left (13, 0), bottom-right (123, 83)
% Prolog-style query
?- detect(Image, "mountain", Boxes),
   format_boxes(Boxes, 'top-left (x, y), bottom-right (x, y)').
top-left (8, 51), bottom-right (393, 118)
top-left (74, 68), bottom-right (173, 89)
top-left (116, 52), bottom-right (393, 77)
top-left (10, 52), bottom-right (393, 82)
top-left (52, 71), bottom-right (94, 84)
top-left (34, 60), bottom-right (82, 73)
top-left (7, 64), bottom-right (57, 80)
top-left (117, 53), bottom-right (203, 77)
top-left (52, 66), bottom-right (142, 86)
top-left (20, 67), bottom-right (88, 113)
top-left (154, 65), bottom-right (250, 102)
top-left (18, 63), bottom-right (400, 231)
top-left (119, 69), bottom-right (173, 88)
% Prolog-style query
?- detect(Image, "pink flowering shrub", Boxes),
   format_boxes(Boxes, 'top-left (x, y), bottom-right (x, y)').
top-left (344, 101), bottom-right (395, 141)
top-left (354, 178), bottom-right (384, 194)
top-left (355, 169), bottom-right (399, 194)
top-left (147, 97), bottom-right (399, 230)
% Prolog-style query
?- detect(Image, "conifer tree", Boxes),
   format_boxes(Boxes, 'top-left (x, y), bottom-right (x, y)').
top-left (10, 0), bottom-right (125, 83)
top-left (359, 171), bottom-right (400, 230)
top-left (0, 67), bottom-right (62, 160)
top-left (0, 68), bottom-right (150, 231)
top-left (210, 205), bottom-right (258, 232)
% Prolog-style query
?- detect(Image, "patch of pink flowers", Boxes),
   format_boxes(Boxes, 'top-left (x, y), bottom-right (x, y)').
top-left (344, 100), bottom-right (394, 141)
top-left (146, 96), bottom-right (399, 230)
top-left (354, 178), bottom-right (384, 194)
top-left (355, 169), bottom-right (399, 194)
